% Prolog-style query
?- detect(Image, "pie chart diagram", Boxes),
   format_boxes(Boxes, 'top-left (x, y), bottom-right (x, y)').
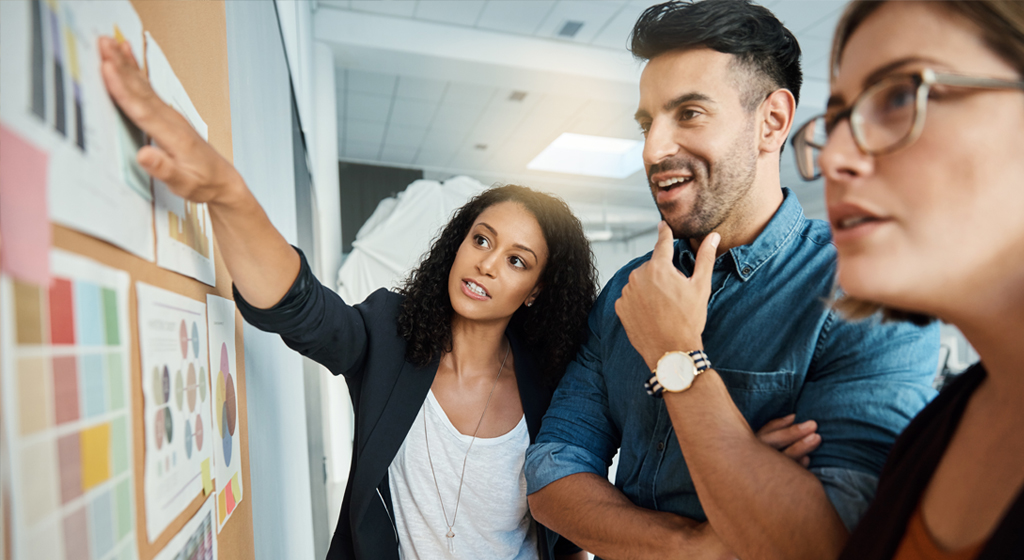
top-left (186, 363), bottom-right (197, 412)
top-left (185, 418), bottom-right (193, 459)
top-left (194, 413), bottom-right (204, 451)
top-left (216, 343), bottom-right (237, 466)
top-left (198, 366), bottom-right (207, 402)
top-left (179, 320), bottom-right (201, 359)
top-left (162, 366), bottom-right (171, 405)
top-left (155, 408), bottom-right (165, 449)
top-left (174, 368), bottom-right (184, 411)
top-left (222, 405), bottom-right (232, 466)
top-left (179, 320), bottom-right (188, 359)
top-left (164, 407), bottom-right (173, 445)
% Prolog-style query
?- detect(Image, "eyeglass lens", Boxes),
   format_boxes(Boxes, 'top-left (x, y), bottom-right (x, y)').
top-left (793, 75), bottom-right (921, 181)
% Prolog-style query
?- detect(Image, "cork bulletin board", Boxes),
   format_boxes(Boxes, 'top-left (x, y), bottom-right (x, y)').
top-left (0, 0), bottom-right (254, 558)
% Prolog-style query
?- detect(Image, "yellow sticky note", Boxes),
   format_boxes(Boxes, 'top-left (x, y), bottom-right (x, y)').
top-left (113, 25), bottom-right (125, 44)
top-left (201, 458), bottom-right (212, 496)
top-left (80, 424), bottom-right (111, 491)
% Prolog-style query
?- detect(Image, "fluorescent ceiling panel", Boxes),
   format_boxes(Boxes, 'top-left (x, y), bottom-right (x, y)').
top-left (527, 132), bottom-right (643, 178)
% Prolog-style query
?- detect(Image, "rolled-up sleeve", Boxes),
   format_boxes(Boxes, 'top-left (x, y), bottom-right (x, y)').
top-left (799, 310), bottom-right (940, 529)
top-left (526, 287), bottom-right (623, 494)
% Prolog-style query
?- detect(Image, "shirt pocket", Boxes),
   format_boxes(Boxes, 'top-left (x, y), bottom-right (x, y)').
top-left (714, 367), bottom-right (797, 431)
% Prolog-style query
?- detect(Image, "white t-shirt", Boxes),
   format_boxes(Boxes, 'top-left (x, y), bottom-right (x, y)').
top-left (387, 390), bottom-right (539, 560)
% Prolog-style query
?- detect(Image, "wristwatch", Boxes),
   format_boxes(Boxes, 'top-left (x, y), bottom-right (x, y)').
top-left (645, 350), bottom-right (711, 398)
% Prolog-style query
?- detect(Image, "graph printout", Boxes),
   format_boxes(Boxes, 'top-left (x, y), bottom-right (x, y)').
top-left (152, 495), bottom-right (217, 560)
top-left (205, 295), bottom-right (244, 531)
top-left (137, 282), bottom-right (213, 542)
top-left (0, 0), bottom-right (154, 260)
top-left (146, 33), bottom-right (215, 286)
top-left (0, 250), bottom-right (138, 560)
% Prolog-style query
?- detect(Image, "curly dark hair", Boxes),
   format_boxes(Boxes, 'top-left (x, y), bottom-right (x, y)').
top-left (630, 0), bottom-right (803, 110)
top-left (397, 185), bottom-right (598, 385)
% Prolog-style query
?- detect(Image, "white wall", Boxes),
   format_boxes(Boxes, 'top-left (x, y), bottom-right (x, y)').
top-left (225, 3), bottom-right (317, 558)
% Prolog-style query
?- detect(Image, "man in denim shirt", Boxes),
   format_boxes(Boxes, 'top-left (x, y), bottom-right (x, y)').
top-left (526, 2), bottom-right (940, 559)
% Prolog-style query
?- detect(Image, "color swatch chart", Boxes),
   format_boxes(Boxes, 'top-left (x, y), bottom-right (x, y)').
top-left (0, 250), bottom-right (137, 560)
top-left (137, 283), bottom-right (212, 542)
top-left (152, 495), bottom-right (216, 560)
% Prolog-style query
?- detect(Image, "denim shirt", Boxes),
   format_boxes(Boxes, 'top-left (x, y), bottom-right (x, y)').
top-left (526, 188), bottom-right (940, 532)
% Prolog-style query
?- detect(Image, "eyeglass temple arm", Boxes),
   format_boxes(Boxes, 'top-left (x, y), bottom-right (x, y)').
top-left (930, 72), bottom-right (1024, 91)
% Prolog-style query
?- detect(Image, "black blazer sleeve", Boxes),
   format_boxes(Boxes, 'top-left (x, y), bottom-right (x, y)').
top-left (234, 247), bottom-right (387, 379)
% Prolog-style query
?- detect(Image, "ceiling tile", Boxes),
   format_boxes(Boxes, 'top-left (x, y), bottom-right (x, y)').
top-left (441, 82), bottom-right (497, 108)
top-left (347, 69), bottom-right (397, 95)
top-left (416, 148), bottom-right (458, 167)
top-left (768, 0), bottom-right (846, 37)
top-left (430, 104), bottom-right (486, 131)
top-left (348, 0), bottom-right (417, 18)
top-left (389, 98), bottom-right (438, 127)
top-left (346, 93), bottom-right (392, 123)
top-left (344, 142), bottom-right (382, 160)
top-left (345, 120), bottom-right (387, 146)
top-left (476, 1), bottom-right (557, 36)
top-left (384, 124), bottom-right (429, 148)
top-left (423, 126), bottom-right (470, 147)
top-left (414, 1), bottom-right (487, 27)
top-left (589, 0), bottom-right (649, 49)
top-left (380, 145), bottom-right (419, 165)
top-left (395, 76), bottom-right (448, 102)
top-left (535, 0), bottom-right (627, 44)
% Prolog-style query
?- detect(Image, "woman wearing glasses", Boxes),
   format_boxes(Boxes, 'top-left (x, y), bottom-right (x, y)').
top-left (791, 1), bottom-right (1024, 558)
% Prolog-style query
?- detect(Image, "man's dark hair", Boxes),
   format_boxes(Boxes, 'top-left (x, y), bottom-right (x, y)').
top-left (630, 0), bottom-right (802, 110)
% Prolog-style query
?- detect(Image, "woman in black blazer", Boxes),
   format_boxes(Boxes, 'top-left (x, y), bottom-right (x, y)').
top-left (98, 36), bottom-right (596, 559)
top-left (235, 186), bottom-right (597, 559)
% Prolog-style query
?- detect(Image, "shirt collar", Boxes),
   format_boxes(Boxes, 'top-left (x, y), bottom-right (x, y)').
top-left (674, 187), bottom-right (806, 282)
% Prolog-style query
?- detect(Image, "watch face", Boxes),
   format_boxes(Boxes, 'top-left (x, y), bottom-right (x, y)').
top-left (657, 352), bottom-right (697, 392)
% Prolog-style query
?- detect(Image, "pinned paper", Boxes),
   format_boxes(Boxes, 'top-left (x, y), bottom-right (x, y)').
top-left (0, 125), bottom-right (50, 284)
top-left (201, 458), bottom-right (212, 496)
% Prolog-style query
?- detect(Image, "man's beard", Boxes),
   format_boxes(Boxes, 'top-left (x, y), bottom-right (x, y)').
top-left (649, 133), bottom-right (758, 241)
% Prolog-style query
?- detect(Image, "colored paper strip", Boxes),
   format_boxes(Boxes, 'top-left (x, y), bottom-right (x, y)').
top-left (0, 125), bottom-right (50, 284)
top-left (80, 423), bottom-right (111, 490)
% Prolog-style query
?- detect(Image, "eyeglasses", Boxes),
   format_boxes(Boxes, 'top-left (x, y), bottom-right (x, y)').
top-left (791, 68), bottom-right (1024, 181)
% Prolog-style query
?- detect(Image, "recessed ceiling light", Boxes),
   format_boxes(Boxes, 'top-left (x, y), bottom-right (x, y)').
top-left (509, 91), bottom-right (527, 102)
top-left (474, 143), bottom-right (488, 151)
top-left (527, 133), bottom-right (644, 179)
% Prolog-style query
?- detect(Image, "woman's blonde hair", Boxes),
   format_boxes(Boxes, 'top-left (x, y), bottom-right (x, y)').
top-left (827, 0), bottom-right (1024, 325)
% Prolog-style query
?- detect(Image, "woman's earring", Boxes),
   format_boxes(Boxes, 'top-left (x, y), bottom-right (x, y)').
top-left (525, 300), bottom-right (534, 307)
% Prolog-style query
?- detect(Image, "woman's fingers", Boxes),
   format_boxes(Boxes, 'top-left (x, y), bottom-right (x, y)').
top-left (757, 416), bottom-right (818, 453)
top-left (782, 432), bottom-right (821, 462)
top-left (758, 413), bottom-right (796, 435)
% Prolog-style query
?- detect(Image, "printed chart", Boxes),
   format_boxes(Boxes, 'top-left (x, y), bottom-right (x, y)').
top-left (206, 295), bottom-right (243, 531)
top-left (152, 495), bottom-right (217, 560)
top-left (0, 0), bottom-right (155, 260)
top-left (137, 283), bottom-right (212, 542)
top-left (146, 33), bottom-right (215, 286)
top-left (0, 250), bottom-right (137, 560)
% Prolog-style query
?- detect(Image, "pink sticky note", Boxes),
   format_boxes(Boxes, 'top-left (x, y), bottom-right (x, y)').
top-left (0, 125), bottom-right (50, 284)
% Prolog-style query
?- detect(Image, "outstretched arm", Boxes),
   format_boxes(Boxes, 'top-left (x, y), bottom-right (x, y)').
top-left (99, 36), bottom-right (298, 308)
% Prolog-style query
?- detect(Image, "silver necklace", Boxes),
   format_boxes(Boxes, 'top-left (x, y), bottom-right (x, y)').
top-left (423, 343), bottom-right (511, 554)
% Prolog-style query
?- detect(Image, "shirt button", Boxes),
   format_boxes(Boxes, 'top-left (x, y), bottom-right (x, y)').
top-left (657, 441), bottom-right (665, 451)
top-left (742, 266), bottom-right (752, 275)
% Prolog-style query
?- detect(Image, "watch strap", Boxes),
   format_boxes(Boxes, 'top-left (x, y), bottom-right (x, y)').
top-left (645, 350), bottom-right (711, 398)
